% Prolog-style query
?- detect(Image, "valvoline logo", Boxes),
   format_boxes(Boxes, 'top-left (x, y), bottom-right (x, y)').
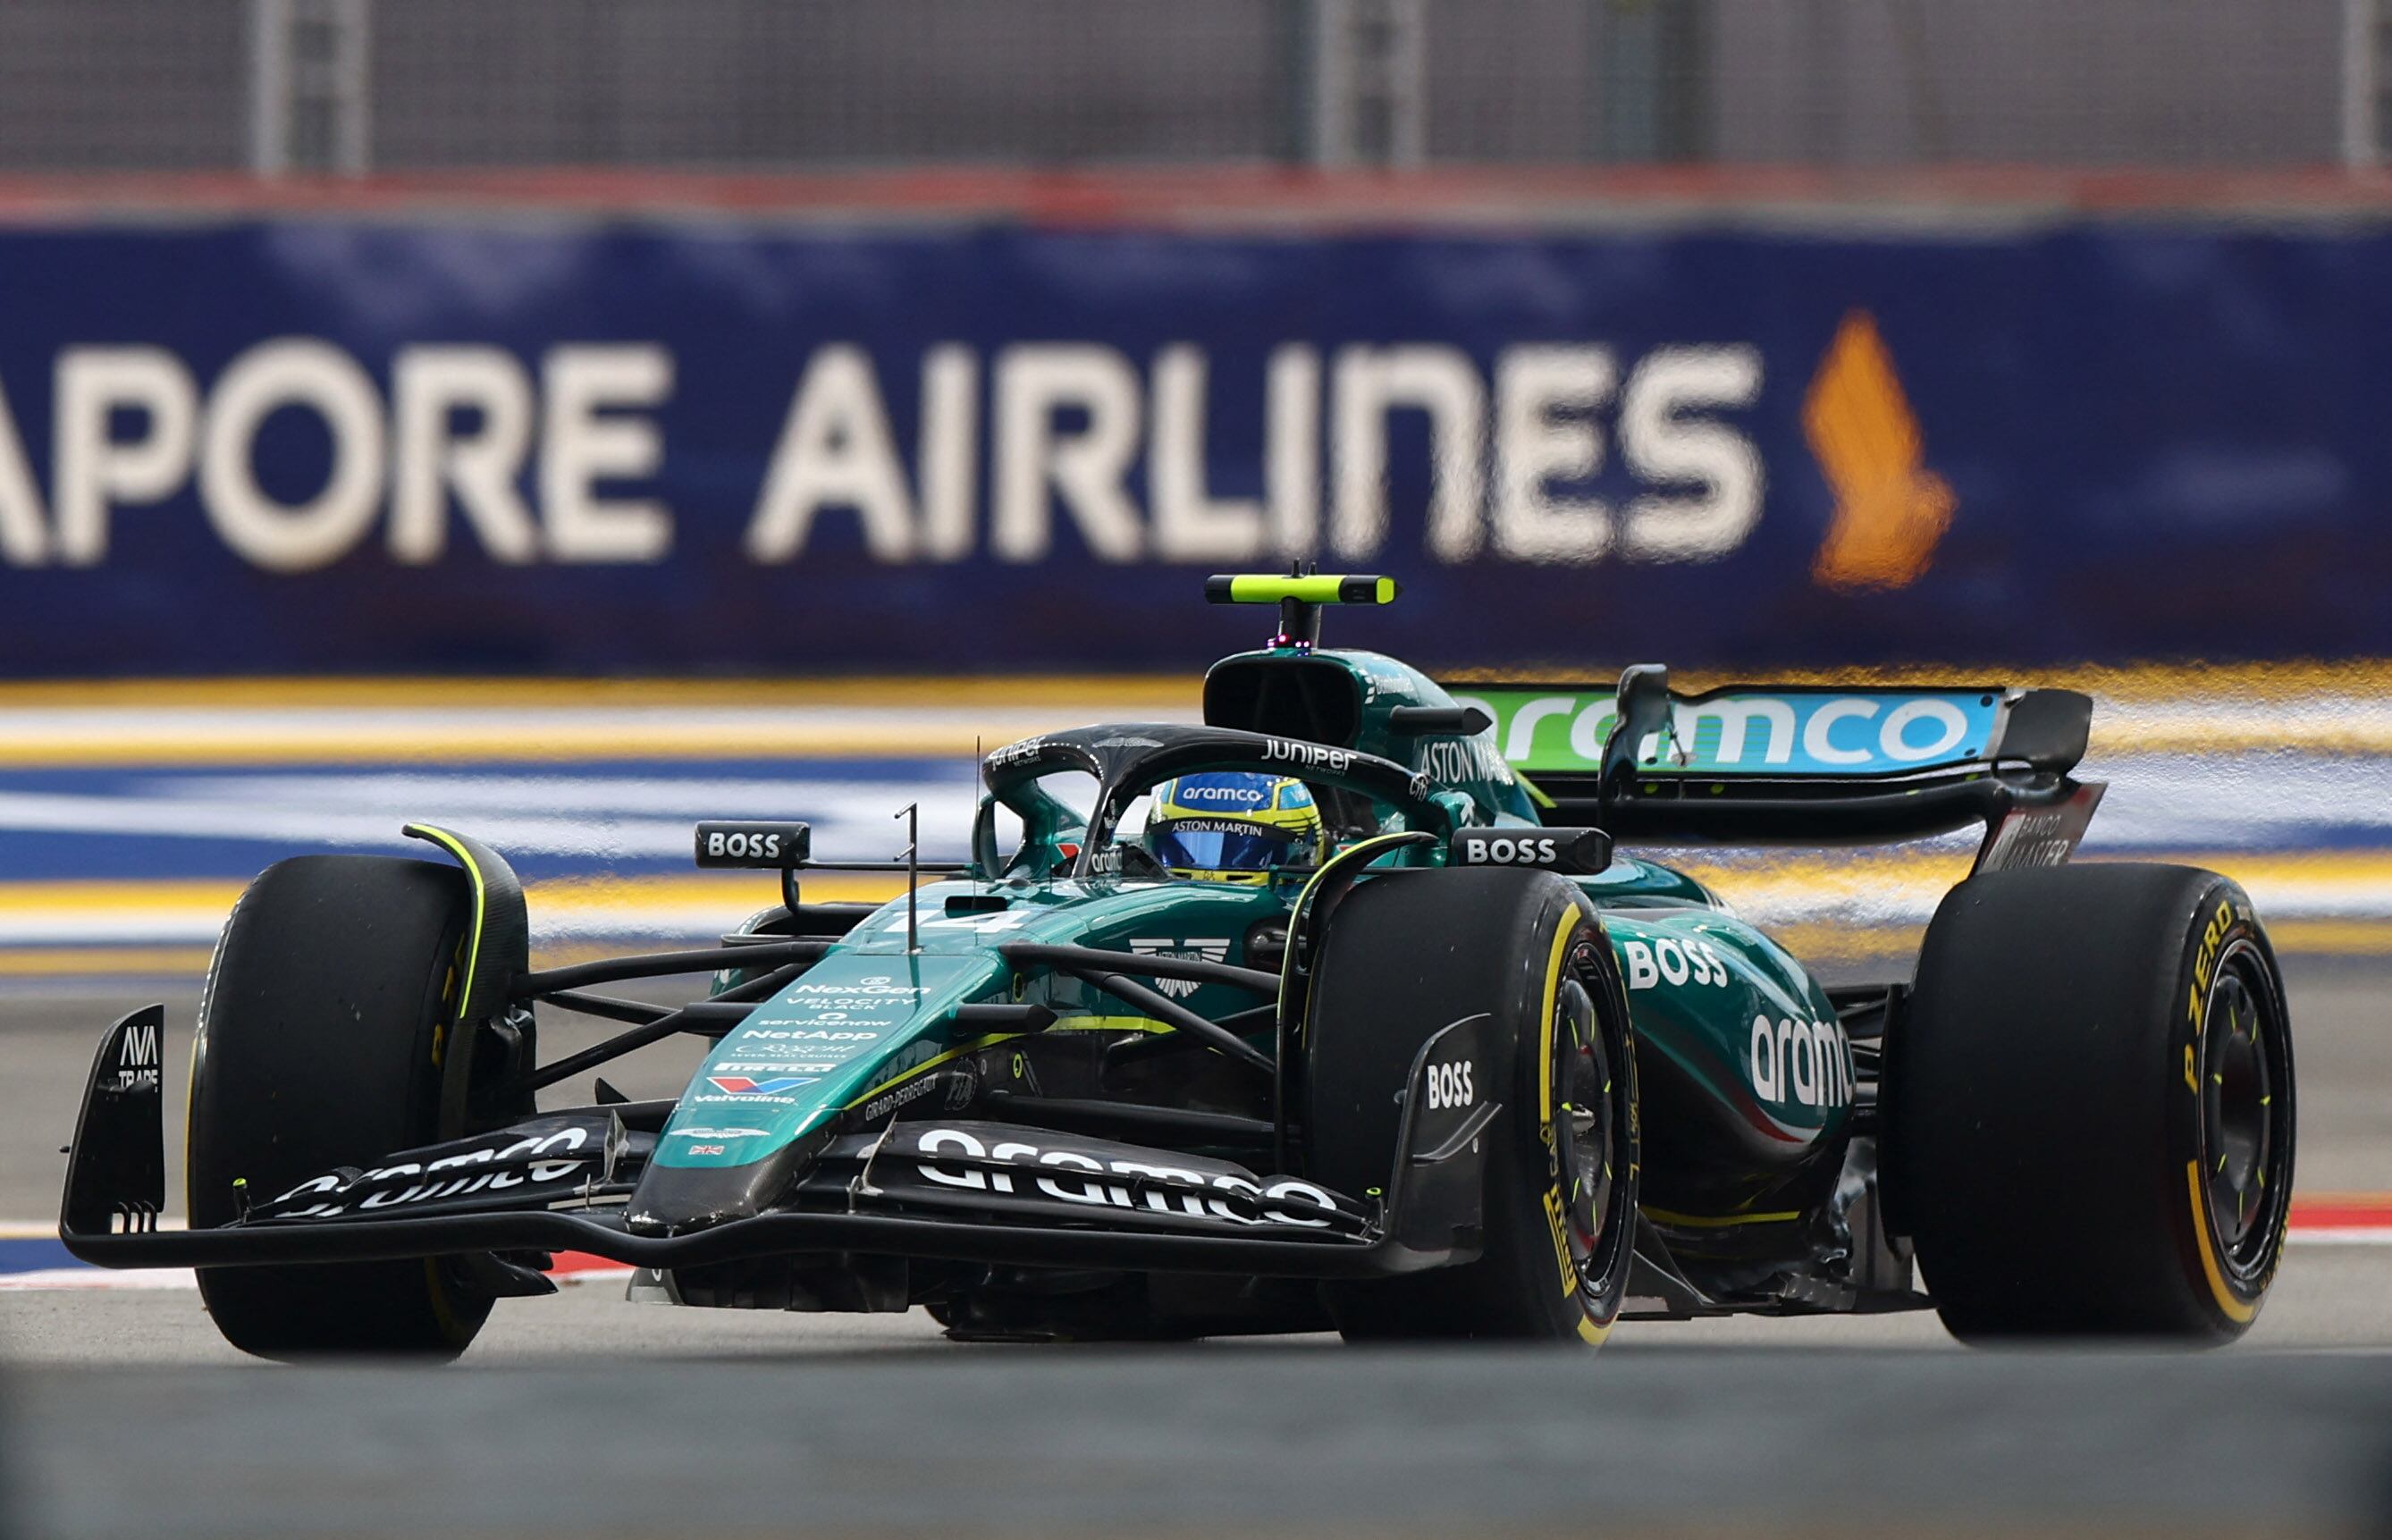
top-left (706, 1074), bottom-right (817, 1097)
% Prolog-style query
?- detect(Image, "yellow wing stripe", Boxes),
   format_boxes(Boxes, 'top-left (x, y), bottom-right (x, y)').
top-left (1643, 1206), bottom-right (1803, 1229)
top-left (405, 825), bottom-right (487, 1026)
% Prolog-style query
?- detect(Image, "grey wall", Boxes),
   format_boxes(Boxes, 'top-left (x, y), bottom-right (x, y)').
top-left (0, 0), bottom-right (247, 172)
top-left (0, 0), bottom-right (2354, 174)
top-left (1706, 0), bottom-right (2345, 166)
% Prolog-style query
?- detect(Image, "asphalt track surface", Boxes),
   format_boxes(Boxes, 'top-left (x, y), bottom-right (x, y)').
top-left (3, 964), bottom-right (2389, 1537)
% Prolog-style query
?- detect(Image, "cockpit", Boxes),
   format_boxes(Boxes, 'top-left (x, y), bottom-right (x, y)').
top-left (971, 724), bottom-right (1453, 888)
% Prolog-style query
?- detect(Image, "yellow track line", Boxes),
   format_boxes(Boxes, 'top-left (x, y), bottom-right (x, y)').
top-left (0, 727), bottom-right (1133, 766)
top-left (0, 676), bottom-right (1194, 710)
top-left (5, 857), bottom-right (2392, 979)
top-left (9, 719), bottom-right (2380, 764)
top-left (4, 856), bottom-right (2388, 915)
top-left (1, 661), bottom-right (2388, 708)
top-left (0, 667), bottom-right (2385, 763)
top-left (0, 871), bottom-right (901, 913)
top-left (1445, 658), bottom-right (2392, 703)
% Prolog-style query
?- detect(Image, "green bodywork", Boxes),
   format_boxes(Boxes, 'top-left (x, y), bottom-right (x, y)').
top-left (657, 643), bottom-right (1853, 1233)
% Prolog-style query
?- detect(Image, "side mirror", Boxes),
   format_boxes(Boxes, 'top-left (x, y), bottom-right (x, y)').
top-left (1386, 704), bottom-right (1495, 737)
top-left (692, 821), bottom-right (812, 869)
top-left (1599, 663), bottom-right (1673, 804)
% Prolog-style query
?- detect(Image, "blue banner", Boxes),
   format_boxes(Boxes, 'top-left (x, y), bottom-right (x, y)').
top-left (0, 217), bottom-right (2384, 675)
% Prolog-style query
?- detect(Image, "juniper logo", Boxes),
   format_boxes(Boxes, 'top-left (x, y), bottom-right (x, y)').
top-left (1127, 938), bottom-right (1231, 998)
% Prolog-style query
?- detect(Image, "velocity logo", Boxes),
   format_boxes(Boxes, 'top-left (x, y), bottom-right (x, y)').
top-left (1128, 938), bottom-right (1231, 999)
top-left (705, 1075), bottom-right (817, 1097)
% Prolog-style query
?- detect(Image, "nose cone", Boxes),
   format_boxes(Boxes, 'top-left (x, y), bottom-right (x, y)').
top-left (626, 1133), bottom-right (825, 1234)
top-left (633, 947), bottom-right (1011, 1231)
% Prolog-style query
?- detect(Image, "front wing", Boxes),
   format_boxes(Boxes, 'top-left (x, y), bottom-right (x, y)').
top-left (59, 1006), bottom-right (1503, 1283)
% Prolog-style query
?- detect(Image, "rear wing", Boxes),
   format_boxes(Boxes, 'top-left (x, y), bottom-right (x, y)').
top-left (1443, 669), bottom-right (2102, 870)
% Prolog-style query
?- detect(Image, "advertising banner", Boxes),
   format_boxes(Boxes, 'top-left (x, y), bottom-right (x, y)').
top-left (0, 217), bottom-right (2384, 675)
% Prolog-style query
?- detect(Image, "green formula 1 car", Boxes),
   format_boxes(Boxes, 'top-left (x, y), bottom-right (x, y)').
top-left (60, 574), bottom-right (2295, 1356)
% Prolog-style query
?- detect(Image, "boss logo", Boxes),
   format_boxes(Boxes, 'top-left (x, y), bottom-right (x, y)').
top-left (1426, 1059), bottom-right (1475, 1110)
top-left (693, 821), bottom-right (811, 868)
top-left (1449, 827), bottom-right (1612, 874)
top-left (1622, 937), bottom-right (1731, 990)
top-left (1459, 834), bottom-right (1559, 865)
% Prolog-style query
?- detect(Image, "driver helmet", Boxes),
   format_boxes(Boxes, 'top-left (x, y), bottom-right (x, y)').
top-left (1143, 773), bottom-right (1323, 885)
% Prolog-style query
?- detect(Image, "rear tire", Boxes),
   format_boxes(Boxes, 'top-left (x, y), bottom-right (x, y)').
top-left (1305, 869), bottom-right (1639, 1343)
top-left (189, 855), bottom-right (495, 1360)
top-left (1885, 863), bottom-right (2294, 1342)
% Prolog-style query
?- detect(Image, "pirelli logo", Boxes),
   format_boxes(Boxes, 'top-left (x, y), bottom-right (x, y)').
top-left (1542, 1186), bottom-right (1579, 1299)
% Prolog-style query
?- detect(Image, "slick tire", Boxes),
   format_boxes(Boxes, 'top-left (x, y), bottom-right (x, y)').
top-left (1305, 868), bottom-right (1638, 1344)
top-left (1884, 863), bottom-right (2294, 1343)
top-left (188, 855), bottom-right (494, 1360)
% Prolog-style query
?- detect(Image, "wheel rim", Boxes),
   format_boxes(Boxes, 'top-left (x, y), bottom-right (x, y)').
top-left (1551, 972), bottom-right (1615, 1285)
top-left (2198, 938), bottom-right (2291, 1274)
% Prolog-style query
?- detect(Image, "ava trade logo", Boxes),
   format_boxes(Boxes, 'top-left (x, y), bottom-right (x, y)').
top-left (705, 1074), bottom-right (819, 1097)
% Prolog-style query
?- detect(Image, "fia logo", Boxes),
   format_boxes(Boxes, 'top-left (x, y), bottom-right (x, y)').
top-left (1127, 938), bottom-right (1230, 999)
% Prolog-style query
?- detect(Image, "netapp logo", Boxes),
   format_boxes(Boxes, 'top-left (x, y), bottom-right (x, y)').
top-left (741, 1028), bottom-right (880, 1042)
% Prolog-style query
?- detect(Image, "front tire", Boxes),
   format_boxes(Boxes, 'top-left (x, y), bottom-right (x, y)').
top-left (1885, 863), bottom-right (2295, 1342)
top-left (1304, 868), bottom-right (1639, 1343)
top-left (189, 855), bottom-right (495, 1360)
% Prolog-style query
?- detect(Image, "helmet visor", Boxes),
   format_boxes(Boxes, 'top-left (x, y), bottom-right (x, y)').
top-left (1150, 824), bottom-right (1297, 876)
